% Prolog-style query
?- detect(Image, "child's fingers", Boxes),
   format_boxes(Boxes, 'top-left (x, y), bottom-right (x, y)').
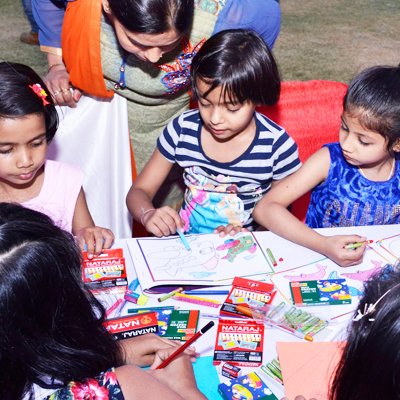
top-left (102, 229), bottom-right (115, 249)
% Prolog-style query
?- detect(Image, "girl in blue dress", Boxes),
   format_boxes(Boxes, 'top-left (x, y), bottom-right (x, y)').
top-left (254, 65), bottom-right (400, 267)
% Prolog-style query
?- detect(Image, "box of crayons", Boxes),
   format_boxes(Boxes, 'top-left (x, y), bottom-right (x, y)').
top-left (290, 278), bottom-right (352, 306)
top-left (82, 248), bottom-right (128, 291)
top-left (213, 318), bottom-right (264, 367)
top-left (220, 277), bottom-right (276, 318)
top-left (218, 371), bottom-right (278, 400)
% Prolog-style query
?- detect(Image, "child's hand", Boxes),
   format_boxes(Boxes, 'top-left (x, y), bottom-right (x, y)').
top-left (120, 333), bottom-right (198, 367)
top-left (142, 206), bottom-right (182, 237)
top-left (75, 226), bottom-right (114, 258)
top-left (322, 235), bottom-right (367, 267)
top-left (150, 350), bottom-right (206, 400)
top-left (214, 224), bottom-right (248, 237)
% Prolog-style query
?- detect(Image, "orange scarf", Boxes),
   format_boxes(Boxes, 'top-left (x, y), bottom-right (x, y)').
top-left (62, 0), bottom-right (114, 99)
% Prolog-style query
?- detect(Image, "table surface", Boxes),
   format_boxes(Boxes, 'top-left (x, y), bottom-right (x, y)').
top-left (109, 224), bottom-right (400, 399)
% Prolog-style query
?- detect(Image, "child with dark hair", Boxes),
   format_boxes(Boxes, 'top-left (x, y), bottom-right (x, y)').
top-left (329, 266), bottom-right (400, 400)
top-left (254, 64), bottom-right (400, 267)
top-left (0, 62), bottom-right (113, 256)
top-left (0, 202), bottom-right (204, 400)
top-left (127, 29), bottom-right (300, 236)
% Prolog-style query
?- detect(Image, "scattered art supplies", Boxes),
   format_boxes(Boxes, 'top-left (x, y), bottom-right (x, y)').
top-left (103, 312), bottom-right (159, 340)
top-left (220, 277), bottom-right (276, 318)
top-left (277, 341), bottom-right (345, 400)
top-left (290, 278), bottom-right (352, 306)
top-left (237, 302), bottom-right (329, 340)
top-left (82, 248), bottom-right (128, 291)
top-left (126, 232), bottom-right (273, 293)
top-left (261, 358), bottom-right (283, 386)
top-left (213, 318), bottom-right (264, 367)
top-left (218, 371), bottom-right (278, 400)
top-left (124, 279), bottom-right (149, 306)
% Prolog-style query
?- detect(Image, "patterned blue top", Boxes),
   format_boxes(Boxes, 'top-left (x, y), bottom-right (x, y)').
top-left (157, 110), bottom-right (300, 233)
top-left (306, 143), bottom-right (400, 228)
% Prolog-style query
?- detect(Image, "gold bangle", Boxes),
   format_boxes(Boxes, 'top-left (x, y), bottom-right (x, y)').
top-left (48, 63), bottom-right (65, 72)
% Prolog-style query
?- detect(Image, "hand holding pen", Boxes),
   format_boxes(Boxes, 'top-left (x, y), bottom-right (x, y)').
top-left (321, 234), bottom-right (367, 267)
top-left (141, 206), bottom-right (185, 238)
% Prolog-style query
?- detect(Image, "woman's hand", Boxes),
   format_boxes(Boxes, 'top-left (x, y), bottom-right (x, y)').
top-left (44, 63), bottom-right (81, 107)
top-left (120, 333), bottom-right (198, 367)
top-left (75, 226), bottom-right (114, 258)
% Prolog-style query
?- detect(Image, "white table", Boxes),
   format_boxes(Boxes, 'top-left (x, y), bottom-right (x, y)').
top-left (111, 224), bottom-right (400, 398)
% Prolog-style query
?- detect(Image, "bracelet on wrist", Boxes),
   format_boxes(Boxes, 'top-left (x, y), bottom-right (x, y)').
top-left (48, 63), bottom-right (65, 72)
top-left (140, 208), bottom-right (156, 226)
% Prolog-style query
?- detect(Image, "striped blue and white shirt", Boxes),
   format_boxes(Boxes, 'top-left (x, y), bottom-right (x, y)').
top-left (158, 110), bottom-right (301, 233)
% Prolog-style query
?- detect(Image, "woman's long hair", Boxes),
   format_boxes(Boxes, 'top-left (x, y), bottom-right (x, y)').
top-left (0, 203), bottom-right (122, 400)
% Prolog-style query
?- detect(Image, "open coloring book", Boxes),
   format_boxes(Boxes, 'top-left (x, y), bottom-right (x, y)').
top-left (127, 232), bottom-right (274, 292)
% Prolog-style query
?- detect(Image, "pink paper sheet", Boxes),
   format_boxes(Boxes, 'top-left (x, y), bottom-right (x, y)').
top-left (277, 341), bottom-right (345, 400)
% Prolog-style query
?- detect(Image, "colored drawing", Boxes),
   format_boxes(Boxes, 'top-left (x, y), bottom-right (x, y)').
top-left (127, 232), bottom-right (272, 291)
top-left (216, 235), bottom-right (257, 262)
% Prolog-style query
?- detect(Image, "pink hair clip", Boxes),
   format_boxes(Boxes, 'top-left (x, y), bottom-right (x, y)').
top-left (29, 83), bottom-right (50, 106)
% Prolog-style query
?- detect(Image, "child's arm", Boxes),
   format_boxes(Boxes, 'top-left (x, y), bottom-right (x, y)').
top-left (126, 149), bottom-right (183, 237)
top-left (72, 189), bottom-right (114, 257)
top-left (253, 147), bottom-right (366, 267)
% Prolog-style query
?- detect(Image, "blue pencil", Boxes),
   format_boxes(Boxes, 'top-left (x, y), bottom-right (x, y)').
top-left (183, 289), bottom-right (230, 295)
top-left (177, 229), bottom-right (191, 251)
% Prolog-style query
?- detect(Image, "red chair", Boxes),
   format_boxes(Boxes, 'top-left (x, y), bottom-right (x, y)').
top-left (258, 80), bottom-right (347, 221)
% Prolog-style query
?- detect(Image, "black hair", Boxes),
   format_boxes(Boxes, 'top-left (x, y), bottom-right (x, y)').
top-left (343, 64), bottom-right (400, 151)
top-left (330, 268), bottom-right (400, 400)
top-left (191, 29), bottom-right (281, 106)
top-left (0, 62), bottom-right (58, 143)
top-left (0, 203), bottom-right (122, 400)
top-left (108, 0), bottom-right (194, 35)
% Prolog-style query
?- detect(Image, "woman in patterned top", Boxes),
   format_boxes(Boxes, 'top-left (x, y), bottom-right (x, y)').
top-left (33, 0), bottom-right (281, 207)
top-left (0, 203), bottom-right (204, 400)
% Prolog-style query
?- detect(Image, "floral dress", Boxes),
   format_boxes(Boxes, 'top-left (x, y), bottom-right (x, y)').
top-left (44, 368), bottom-right (124, 400)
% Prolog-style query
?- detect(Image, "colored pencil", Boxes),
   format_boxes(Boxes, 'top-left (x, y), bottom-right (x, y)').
top-left (156, 321), bottom-right (215, 369)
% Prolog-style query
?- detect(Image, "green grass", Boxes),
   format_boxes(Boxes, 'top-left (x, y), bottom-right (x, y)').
top-left (0, 0), bottom-right (399, 83)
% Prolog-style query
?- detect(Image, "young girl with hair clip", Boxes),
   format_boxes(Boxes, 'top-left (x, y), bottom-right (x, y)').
top-left (0, 62), bottom-right (114, 256)
top-left (0, 202), bottom-right (203, 400)
top-left (126, 29), bottom-right (301, 237)
top-left (254, 64), bottom-right (400, 267)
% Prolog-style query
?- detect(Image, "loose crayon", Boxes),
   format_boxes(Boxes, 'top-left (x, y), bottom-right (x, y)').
top-left (157, 287), bottom-right (184, 302)
top-left (266, 248), bottom-right (278, 266)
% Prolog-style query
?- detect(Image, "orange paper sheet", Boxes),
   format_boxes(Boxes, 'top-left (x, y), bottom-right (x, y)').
top-left (277, 341), bottom-right (346, 400)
